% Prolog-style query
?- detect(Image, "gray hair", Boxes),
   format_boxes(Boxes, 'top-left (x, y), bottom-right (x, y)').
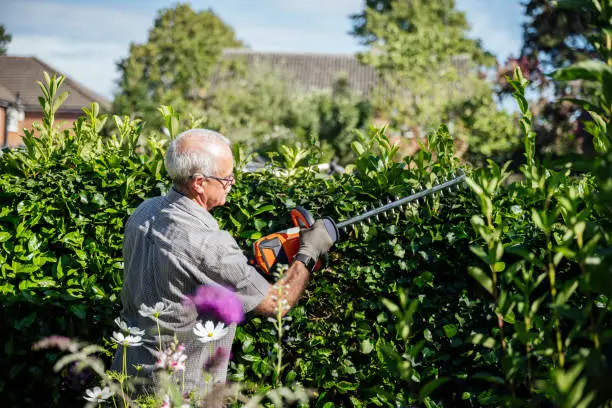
top-left (165, 128), bottom-right (231, 186)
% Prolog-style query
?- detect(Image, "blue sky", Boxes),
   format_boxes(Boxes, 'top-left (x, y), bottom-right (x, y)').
top-left (2, 0), bottom-right (525, 100)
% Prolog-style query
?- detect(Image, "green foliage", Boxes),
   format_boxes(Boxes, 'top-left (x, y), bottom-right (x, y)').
top-left (112, 3), bottom-right (373, 165)
top-left (522, 0), bottom-right (599, 88)
top-left (3, 50), bottom-right (612, 407)
top-left (448, 91), bottom-right (522, 165)
top-left (201, 64), bottom-right (372, 164)
top-left (0, 74), bottom-right (168, 407)
top-left (353, 0), bottom-right (517, 165)
top-left (464, 66), bottom-right (612, 406)
top-left (0, 24), bottom-right (11, 55)
top-left (286, 82), bottom-right (373, 165)
top-left (500, 0), bottom-right (606, 160)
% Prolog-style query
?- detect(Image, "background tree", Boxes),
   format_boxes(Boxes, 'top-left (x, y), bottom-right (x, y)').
top-left (351, 0), bottom-right (519, 165)
top-left (113, 3), bottom-right (242, 130)
top-left (496, 0), bottom-right (599, 157)
top-left (0, 24), bottom-right (12, 55)
top-left (522, 0), bottom-right (597, 90)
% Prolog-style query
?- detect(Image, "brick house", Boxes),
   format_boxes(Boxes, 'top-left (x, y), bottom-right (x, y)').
top-left (0, 56), bottom-right (111, 148)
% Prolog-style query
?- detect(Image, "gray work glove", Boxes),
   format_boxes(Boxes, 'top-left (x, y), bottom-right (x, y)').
top-left (297, 219), bottom-right (334, 261)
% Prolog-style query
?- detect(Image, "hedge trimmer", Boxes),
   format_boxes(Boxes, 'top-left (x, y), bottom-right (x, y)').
top-left (252, 170), bottom-right (466, 274)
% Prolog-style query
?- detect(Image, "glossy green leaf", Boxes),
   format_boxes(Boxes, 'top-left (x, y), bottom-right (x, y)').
top-left (468, 267), bottom-right (494, 295)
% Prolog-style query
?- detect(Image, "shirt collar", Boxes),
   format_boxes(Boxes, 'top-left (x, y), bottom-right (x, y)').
top-left (165, 187), bottom-right (219, 228)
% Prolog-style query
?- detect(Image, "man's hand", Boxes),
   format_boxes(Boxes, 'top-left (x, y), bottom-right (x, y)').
top-left (297, 219), bottom-right (334, 261)
top-left (255, 219), bottom-right (334, 317)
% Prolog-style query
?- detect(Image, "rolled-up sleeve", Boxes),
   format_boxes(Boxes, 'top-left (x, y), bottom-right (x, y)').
top-left (197, 230), bottom-right (271, 313)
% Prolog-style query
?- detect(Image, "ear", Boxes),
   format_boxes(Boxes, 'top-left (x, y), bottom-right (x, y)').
top-left (190, 176), bottom-right (207, 194)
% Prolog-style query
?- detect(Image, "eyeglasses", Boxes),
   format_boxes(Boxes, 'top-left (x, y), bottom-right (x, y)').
top-left (190, 173), bottom-right (235, 189)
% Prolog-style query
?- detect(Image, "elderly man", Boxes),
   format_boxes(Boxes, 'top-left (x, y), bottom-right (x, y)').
top-left (111, 128), bottom-right (333, 393)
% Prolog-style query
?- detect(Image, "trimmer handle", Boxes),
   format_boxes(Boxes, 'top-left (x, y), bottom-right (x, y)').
top-left (291, 206), bottom-right (315, 229)
top-left (291, 207), bottom-right (339, 244)
top-left (252, 207), bottom-right (339, 275)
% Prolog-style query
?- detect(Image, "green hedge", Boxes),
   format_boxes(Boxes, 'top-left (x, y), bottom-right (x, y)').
top-left (1, 73), bottom-right (611, 407)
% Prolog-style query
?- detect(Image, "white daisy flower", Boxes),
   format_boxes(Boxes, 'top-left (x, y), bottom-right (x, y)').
top-left (83, 386), bottom-right (114, 402)
top-left (111, 332), bottom-right (143, 347)
top-left (139, 301), bottom-right (172, 319)
top-left (114, 317), bottom-right (145, 336)
top-left (193, 321), bottom-right (228, 343)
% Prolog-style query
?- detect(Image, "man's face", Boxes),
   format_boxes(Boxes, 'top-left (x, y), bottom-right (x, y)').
top-left (206, 152), bottom-right (235, 208)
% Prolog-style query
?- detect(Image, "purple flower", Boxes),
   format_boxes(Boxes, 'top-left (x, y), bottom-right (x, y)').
top-left (205, 347), bottom-right (231, 372)
top-left (187, 285), bottom-right (244, 325)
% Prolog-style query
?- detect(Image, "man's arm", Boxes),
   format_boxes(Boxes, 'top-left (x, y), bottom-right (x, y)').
top-left (254, 260), bottom-right (310, 317)
top-left (254, 219), bottom-right (333, 317)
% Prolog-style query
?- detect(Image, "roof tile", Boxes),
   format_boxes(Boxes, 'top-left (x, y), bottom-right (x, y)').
top-left (0, 56), bottom-right (111, 112)
top-left (220, 49), bottom-right (380, 95)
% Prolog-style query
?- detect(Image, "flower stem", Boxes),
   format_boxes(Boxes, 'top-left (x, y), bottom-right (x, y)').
top-left (121, 344), bottom-right (128, 408)
top-left (156, 317), bottom-right (162, 352)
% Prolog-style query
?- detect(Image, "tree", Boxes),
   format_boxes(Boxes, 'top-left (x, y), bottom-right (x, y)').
top-left (0, 25), bottom-right (12, 55)
top-left (351, 0), bottom-right (518, 164)
top-left (113, 4), bottom-right (242, 129)
top-left (495, 0), bottom-right (601, 157)
top-left (522, 0), bottom-right (597, 90)
top-left (352, 0), bottom-right (495, 120)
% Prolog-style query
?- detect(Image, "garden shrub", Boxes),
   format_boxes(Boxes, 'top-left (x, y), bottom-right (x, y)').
top-left (1, 61), bottom-right (612, 407)
top-left (0, 76), bottom-right (169, 406)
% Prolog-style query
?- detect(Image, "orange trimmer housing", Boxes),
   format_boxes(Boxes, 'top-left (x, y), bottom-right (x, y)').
top-left (252, 206), bottom-right (333, 274)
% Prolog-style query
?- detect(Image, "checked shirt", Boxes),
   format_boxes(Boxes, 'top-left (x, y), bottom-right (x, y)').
top-left (111, 188), bottom-right (270, 392)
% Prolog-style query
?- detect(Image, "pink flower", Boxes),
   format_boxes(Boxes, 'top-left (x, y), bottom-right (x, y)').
top-left (186, 285), bottom-right (244, 325)
top-left (154, 343), bottom-right (187, 372)
top-left (32, 335), bottom-right (79, 353)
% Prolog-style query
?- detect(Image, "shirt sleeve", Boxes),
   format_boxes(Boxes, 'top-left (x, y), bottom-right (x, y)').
top-left (197, 230), bottom-right (271, 313)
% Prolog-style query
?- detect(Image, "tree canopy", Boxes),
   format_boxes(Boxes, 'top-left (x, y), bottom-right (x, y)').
top-left (351, 0), bottom-right (518, 164)
top-left (492, 0), bottom-right (602, 157)
top-left (522, 0), bottom-right (597, 83)
top-left (113, 4), bottom-right (242, 128)
top-left (352, 0), bottom-right (495, 124)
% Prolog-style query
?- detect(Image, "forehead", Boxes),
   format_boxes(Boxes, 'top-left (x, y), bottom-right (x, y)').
top-left (217, 151), bottom-right (234, 175)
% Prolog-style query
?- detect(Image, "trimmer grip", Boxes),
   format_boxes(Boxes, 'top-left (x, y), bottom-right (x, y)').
top-left (322, 217), bottom-right (339, 245)
top-left (252, 208), bottom-right (339, 275)
top-left (291, 206), bottom-right (315, 229)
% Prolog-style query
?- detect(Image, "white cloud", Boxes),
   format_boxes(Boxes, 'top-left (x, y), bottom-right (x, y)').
top-left (4, 0), bottom-right (152, 43)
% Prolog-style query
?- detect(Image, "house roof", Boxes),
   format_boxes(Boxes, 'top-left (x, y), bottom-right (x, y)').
top-left (0, 84), bottom-right (15, 105)
top-left (219, 49), bottom-right (380, 95)
top-left (0, 56), bottom-right (111, 112)
top-left (217, 49), bottom-right (472, 97)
